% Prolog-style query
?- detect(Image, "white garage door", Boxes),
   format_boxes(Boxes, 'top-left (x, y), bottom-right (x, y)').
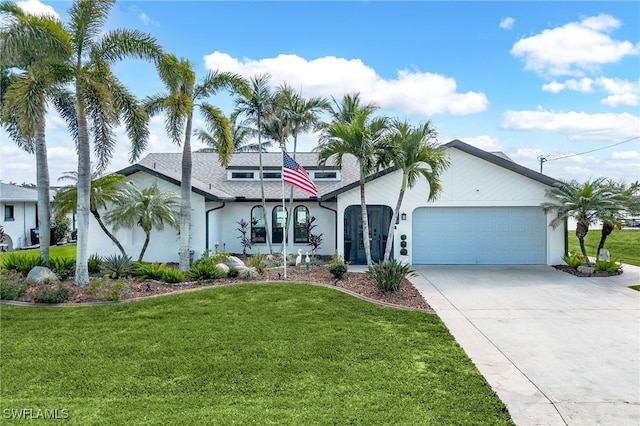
top-left (412, 207), bottom-right (546, 264)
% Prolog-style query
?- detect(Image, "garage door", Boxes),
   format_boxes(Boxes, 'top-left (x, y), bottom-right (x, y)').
top-left (412, 207), bottom-right (546, 264)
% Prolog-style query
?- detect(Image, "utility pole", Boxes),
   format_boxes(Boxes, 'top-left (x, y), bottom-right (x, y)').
top-left (537, 155), bottom-right (549, 173)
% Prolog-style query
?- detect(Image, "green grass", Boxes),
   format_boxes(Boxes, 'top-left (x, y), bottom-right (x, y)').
top-left (568, 229), bottom-right (640, 266)
top-left (0, 284), bottom-right (512, 425)
top-left (629, 285), bottom-right (640, 292)
top-left (0, 244), bottom-right (76, 263)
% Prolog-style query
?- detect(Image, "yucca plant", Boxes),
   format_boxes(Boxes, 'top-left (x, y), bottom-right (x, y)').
top-left (103, 254), bottom-right (133, 279)
top-left (367, 259), bottom-right (416, 295)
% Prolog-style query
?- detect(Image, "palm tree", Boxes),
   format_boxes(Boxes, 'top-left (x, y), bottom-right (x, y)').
top-left (52, 171), bottom-right (127, 257)
top-left (379, 120), bottom-right (450, 261)
top-left (234, 74), bottom-right (274, 253)
top-left (595, 180), bottom-right (640, 257)
top-left (542, 178), bottom-right (618, 266)
top-left (326, 92), bottom-right (378, 126)
top-left (64, 0), bottom-right (162, 285)
top-left (105, 181), bottom-right (179, 262)
top-left (197, 113), bottom-right (261, 153)
top-left (144, 54), bottom-right (247, 272)
top-left (318, 99), bottom-right (389, 266)
top-left (0, 2), bottom-right (72, 262)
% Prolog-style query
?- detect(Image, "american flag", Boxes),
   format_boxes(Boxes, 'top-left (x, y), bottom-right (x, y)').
top-left (282, 151), bottom-right (318, 196)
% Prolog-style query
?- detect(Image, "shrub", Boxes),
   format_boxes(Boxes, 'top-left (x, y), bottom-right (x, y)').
top-left (367, 259), bottom-right (416, 295)
top-left (188, 263), bottom-right (224, 281)
top-left (161, 268), bottom-right (184, 284)
top-left (562, 252), bottom-right (584, 268)
top-left (328, 253), bottom-right (347, 279)
top-left (0, 270), bottom-right (27, 300)
top-left (32, 283), bottom-right (70, 303)
top-left (48, 257), bottom-right (75, 280)
top-left (227, 267), bottom-right (240, 278)
top-left (1, 253), bottom-right (47, 275)
top-left (594, 259), bottom-right (622, 273)
top-left (103, 254), bottom-right (133, 279)
top-left (238, 267), bottom-right (258, 279)
top-left (83, 277), bottom-right (129, 301)
top-left (103, 280), bottom-right (128, 301)
top-left (87, 254), bottom-right (102, 274)
top-left (132, 262), bottom-right (166, 280)
top-left (248, 251), bottom-right (266, 274)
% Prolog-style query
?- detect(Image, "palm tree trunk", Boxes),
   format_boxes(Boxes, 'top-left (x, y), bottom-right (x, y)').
top-left (74, 93), bottom-right (91, 286)
top-left (257, 115), bottom-right (272, 254)
top-left (383, 174), bottom-right (407, 261)
top-left (91, 209), bottom-right (127, 257)
top-left (178, 115), bottom-right (193, 272)
top-left (597, 222), bottom-right (614, 258)
top-left (360, 181), bottom-right (372, 266)
top-left (576, 221), bottom-right (591, 266)
top-left (35, 118), bottom-right (51, 262)
top-left (139, 231), bottom-right (151, 262)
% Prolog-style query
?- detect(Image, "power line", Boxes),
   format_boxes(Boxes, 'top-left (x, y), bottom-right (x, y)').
top-left (538, 136), bottom-right (639, 173)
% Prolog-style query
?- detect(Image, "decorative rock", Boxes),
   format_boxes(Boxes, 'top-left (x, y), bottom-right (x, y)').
top-left (216, 263), bottom-right (230, 274)
top-left (577, 265), bottom-right (595, 275)
top-left (598, 249), bottom-right (610, 261)
top-left (226, 256), bottom-right (245, 268)
top-left (26, 266), bottom-right (58, 283)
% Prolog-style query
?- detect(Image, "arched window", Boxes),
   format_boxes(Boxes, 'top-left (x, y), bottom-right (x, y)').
top-left (294, 206), bottom-right (309, 243)
top-left (251, 206), bottom-right (266, 243)
top-left (272, 205), bottom-right (287, 244)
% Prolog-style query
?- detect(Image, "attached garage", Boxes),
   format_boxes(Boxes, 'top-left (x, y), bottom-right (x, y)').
top-left (412, 207), bottom-right (547, 265)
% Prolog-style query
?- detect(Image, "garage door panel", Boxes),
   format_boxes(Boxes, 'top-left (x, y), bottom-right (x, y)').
top-left (413, 207), bottom-right (546, 264)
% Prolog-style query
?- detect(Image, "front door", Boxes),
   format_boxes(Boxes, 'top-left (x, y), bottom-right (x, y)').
top-left (344, 205), bottom-right (393, 265)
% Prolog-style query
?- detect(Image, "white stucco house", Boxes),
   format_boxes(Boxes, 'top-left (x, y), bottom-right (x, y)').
top-left (87, 139), bottom-right (565, 265)
top-left (0, 182), bottom-right (39, 250)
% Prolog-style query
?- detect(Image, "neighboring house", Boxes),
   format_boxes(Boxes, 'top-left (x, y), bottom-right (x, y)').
top-left (0, 183), bottom-right (39, 250)
top-left (87, 139), bottom-right (565, 265)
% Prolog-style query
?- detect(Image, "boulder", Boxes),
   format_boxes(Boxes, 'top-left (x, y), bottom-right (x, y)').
top-left (26, 266), bottom-right (58, 284)
top-left (577, 265), bottom-right (595, 275)
top-left (226, 256), bottom-right (245, 268)
top-left (216, 263), bottom-right (230, 274)
top-left (598, 249), bottom-right (610, 261)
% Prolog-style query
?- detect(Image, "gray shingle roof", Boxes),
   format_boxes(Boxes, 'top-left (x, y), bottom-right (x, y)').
top-left (0, 183), bottom-right (38, 202)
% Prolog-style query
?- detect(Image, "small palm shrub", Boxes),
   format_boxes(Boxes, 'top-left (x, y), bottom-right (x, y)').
top-left (367, 259), bottom-right (416, 295)
top-left (161, 268), bottom-right (184, 284)
top-left (132, 262), bottom-right (166, 280)
top-left (248, 251), bottom-right (266, 274)
top-left (1, 253), bottom-right (47, 275)
top-left (594, 259), bottom-right (622, 273)
top-left (48, 257), bottom-right (75, 280)
top-left (562, 252), bottom-right (584, 268)
top-left (32, 283), bottom-right (70, 303)
top-left (188, 263), bottom-right (224, 281)
top-left (87, 254), bottom-right (102, 274)
top-left (0, 270), bottom-right (27, 300)
top-left (103, 254), bottom-right (133, 279)
top-left (328, 253), bottom-right (347, 279)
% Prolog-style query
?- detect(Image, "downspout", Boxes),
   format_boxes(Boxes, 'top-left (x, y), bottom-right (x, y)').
top-left (205, 202), bottom-right (225, 251)
top-left (564, 217), bottom-right (568, 257)
top-left (318, 199), bottom-right (337, 253)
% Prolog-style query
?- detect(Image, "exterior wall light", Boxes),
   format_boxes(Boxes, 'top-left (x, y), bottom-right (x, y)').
top-left (401, 213), bottom-right (407, 221)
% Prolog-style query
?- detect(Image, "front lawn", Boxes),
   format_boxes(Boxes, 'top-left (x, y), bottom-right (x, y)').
top-left (0, 284), bottom-right (512, 425)
top-left (568, 229), bottom-right (640, 266)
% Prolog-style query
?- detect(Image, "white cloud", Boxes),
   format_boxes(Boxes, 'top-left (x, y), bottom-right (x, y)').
top-left (499, 17), bottom-right (515, 30)
top-left (500, 108), bottom-right (640, 142)
top-left (139, 12), bottom-right (159, 27)
top-left (203, 52), bottom-right (488, 116)
top-left (510, 14), bottom-right (638, 77)
top-left (612, 151), bottom-right (640, 160)
top-left (459, 135), bottom-right (502, 151)
top-left (16, 0), bottom-right (58, 18)
top-left (542, 77), bottom-right (639, 106)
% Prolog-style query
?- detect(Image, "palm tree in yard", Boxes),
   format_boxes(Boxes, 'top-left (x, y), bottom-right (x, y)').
top-left (378, 120), bottom-right (450, 261)
top-left (51, 0), bottom-right (163, 285)
top-left (52, 171), bottom-right (127, 257)
top-left (144, 54), bottom-right (247, 272)
top-left (318, 97), bottom-right (389, 266)
top-left (0, 2), bottom-right (71, 262)
top-left (595, 180), bottom-right (640, 257)
top-left (541, 177), bottom-right (618, 266)
top-left (105, 181), bottom-right (179, 262)
top-left (234, 74), bottom-right (274, 253)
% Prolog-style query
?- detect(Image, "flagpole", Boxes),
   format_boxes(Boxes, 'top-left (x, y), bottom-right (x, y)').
top-left (281, 147), bottom-right (287, 280)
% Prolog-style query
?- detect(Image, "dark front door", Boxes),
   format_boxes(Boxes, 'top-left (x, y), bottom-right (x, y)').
top-left (344, 205), bottom-right (393, 265)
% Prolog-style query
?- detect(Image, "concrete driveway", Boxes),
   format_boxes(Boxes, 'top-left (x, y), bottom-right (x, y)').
top-left (410, 265), bottom-right (640, 426)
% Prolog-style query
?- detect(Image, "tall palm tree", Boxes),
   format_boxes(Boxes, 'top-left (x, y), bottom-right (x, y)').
top-left (379, 120), bottom-right (450, 261)
top-left (0, 2), bottom-right (72, 262)
top-left (52, 171), bottom-right (127, 257)
top-left (327, 92), bottom-right (378, 126)
top-left (144, 54), bottom-right (247, 272)
top-left (542, 177), bottom-right (618, 266)
top-left (197, 113), bottom-right (261, 153)
top-left (65, 0), bottom-right (162, 285)
top-left (319, 103), bottom-right (389, 266)
top-left (234, 74), bottom-right (274, 253)
top-left (105, 181), bottom-right (179, 262)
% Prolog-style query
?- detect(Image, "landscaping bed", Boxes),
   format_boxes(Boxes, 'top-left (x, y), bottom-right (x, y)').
top-left (553, 264), bottom-right (624, 278)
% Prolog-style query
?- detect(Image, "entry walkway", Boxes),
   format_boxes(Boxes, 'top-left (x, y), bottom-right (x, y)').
top-left (410, 265), bottom-right (640, 426)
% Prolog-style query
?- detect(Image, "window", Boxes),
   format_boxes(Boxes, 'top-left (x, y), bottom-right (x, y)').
top-left (4, 205), bottom-right (14, 221)
top-left (272, 205), bottom-right (288, 244)
top-left (262, 172), bottom-right (281, 179)
top-left (231, 172), bottom-right (255, 179)
top-left (251, 206), bottom-right (266, 243)
top-left (314, 171), bottom-right (337, 179)
top-left (294, 206), bottom-right (309, 243)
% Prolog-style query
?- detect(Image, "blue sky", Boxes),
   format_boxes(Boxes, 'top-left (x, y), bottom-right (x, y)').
top-left (1, 0), bottom-right (639, 186)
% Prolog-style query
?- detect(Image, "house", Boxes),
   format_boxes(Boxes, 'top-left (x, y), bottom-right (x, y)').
top-left (87, 139), bottom-right (565, 265)
top-left (0, 183), bottom-right (39, 250)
